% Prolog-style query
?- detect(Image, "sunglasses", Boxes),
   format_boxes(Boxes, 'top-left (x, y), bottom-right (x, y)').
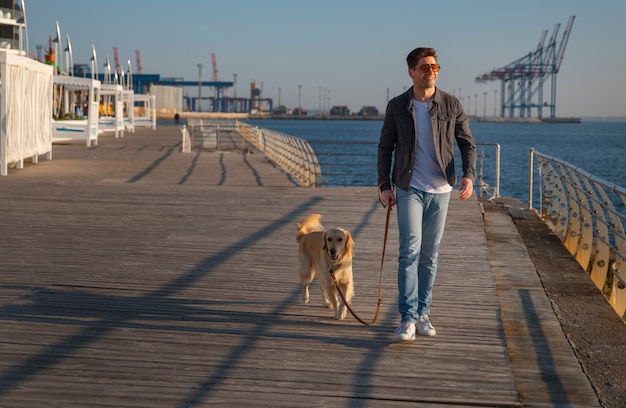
top-left (414, 64), bottom-right (441, 73)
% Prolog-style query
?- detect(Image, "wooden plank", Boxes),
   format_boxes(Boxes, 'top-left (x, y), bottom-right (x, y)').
top-left (0, 126), bottom-right (601, 407)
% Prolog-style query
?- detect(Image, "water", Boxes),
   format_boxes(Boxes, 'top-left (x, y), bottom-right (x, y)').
top-left (243, 118), bottom-right (626, 203)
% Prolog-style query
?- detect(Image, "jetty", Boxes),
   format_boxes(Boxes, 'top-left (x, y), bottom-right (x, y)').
top-left (1, 126), bottom-right (624, 407)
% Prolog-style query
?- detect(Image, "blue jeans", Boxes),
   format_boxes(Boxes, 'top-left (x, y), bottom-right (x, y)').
top-left (396, 187), bottom-right (450, 323)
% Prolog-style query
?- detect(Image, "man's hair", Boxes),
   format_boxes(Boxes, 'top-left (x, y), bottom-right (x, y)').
top-left (406, 47), bottom-right (437, 69)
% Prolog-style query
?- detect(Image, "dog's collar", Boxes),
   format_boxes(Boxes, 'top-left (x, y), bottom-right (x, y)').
top-left (328, 262), bottom-right (342, 272)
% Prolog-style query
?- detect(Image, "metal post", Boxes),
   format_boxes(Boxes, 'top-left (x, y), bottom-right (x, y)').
top-left (298, 84), bottom-right (302, 116)
top-left (474, 94), bottom-right (478, 116)
top-left (197, 63), bottom-right (203, 112)
top-left (233, 73), bottom-right (237, 112)
top-left (494, 144), bottom-right (500, 198)
top-left (528, 149), bottom-right (535, 210)
top-left (483, 92), bottom-right (487, 117)
top-left (327, 89), bottom-right (330, 112)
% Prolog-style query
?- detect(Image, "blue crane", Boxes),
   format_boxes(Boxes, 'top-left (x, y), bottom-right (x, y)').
top-left (476, 16), bottom-right (575, 119)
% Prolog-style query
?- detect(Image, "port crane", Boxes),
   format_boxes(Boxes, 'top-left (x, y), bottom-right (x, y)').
top-left (135, 50), bottom-right (143, 74)
top-left (211, 52), bottom-right (219, 82)
top-left (475, 15), bottom-right (575, 119)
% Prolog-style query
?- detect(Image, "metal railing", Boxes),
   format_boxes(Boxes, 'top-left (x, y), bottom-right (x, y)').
top-left (477, 143), bottom-right (500, 199)
top-left (181, 119), bottom-right (321, 187)
top-left (181, 118), bottom-right (251, 152)
top-left (529, 149), bottom-right (626, 318)
top-left (237, 122), bottom-right (321, 187)
top-left (290, 138), bottom-right (500, 199)
top-left (181, 119), bottom-right (500, 195)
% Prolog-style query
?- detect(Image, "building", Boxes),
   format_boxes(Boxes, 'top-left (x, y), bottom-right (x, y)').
top-left (330, 106), bottom-right (350, 116)
top-left (358, 106), bottom-right (379, 117)
top-left (0, 0), bottom-right (26, 54)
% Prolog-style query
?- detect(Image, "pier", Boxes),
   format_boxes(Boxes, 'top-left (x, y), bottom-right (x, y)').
top-left (1, 126), bottom-right (624, 407)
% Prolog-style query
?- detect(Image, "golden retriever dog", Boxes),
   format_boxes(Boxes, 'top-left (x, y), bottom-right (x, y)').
top-left (296, 214), bottom-right (354, 320)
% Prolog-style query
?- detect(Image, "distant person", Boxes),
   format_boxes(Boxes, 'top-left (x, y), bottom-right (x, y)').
top-left (377, 47), bottom-right (477, 342)
top-left (174, 113), bottom-right (180, 125)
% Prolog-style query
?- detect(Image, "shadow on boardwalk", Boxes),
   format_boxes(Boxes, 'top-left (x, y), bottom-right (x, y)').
top-left (0, 126), bottom-right (622, 407)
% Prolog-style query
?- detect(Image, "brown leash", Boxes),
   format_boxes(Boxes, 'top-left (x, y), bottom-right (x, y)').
top-left (329, 204), bottom-right (391, 326)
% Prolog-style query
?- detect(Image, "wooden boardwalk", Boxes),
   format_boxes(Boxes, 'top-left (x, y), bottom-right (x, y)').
top-left (0, 126), bottom-right (610, 407)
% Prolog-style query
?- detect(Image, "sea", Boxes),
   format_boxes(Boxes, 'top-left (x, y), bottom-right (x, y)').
top-left (241, 118), bottom-right (626, 207)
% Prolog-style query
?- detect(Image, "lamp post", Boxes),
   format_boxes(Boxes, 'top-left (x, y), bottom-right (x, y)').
top-left (483, 92), bottom-right (487, 117)
top-left (318, 86), bottom-right (322, 113)
top-left (474, 94), bottom-right (478, 116)
top-left (197, 63), bottom-right (203, 112)
top-left (232, 73), bottom-right (237, 112)
top-left (493, 89), bottom-right (497, 117)
top-left (298, 84), bottom-right (302, 116)
top-left (327, 89), bottom-right (330, 112)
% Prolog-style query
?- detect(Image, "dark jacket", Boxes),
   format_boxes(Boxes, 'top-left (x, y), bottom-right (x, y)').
top-left (377, 87), bottom-right (477, 192)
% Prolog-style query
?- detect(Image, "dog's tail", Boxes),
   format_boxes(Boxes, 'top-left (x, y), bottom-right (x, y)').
top-left (296, 213), bottom-right (324, 243)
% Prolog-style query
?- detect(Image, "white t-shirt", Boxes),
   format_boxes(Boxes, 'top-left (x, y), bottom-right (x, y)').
top-left (410, 99), bottom-right (452, 194)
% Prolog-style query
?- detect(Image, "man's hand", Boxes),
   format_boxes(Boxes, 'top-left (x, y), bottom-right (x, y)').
top-left (459, 178), bottom-right (474, 200)
top-left (380, 189), bottom-right (396, 208)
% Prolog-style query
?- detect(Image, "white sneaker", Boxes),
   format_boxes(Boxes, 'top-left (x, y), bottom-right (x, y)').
top-left (393, 322), bottom-right (416, 342)
top-left (418, 314), bottom-right (436, 336)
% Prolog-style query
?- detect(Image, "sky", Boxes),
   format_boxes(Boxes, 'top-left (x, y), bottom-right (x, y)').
top-left (24, 0), bottom-right (626, 118)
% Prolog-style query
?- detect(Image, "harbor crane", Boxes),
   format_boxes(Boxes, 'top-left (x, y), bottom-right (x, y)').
top-left (135, 50), bottom-right (143, 74)
top-left (475, 15), bottom-right (575, 119)
top-left (211, 52), bottom-right (219, 81)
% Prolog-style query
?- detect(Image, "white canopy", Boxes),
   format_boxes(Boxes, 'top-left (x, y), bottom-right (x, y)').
top-left (99, 83), bottom-right (124, 138)
top-left (52, 74), bottom-right (101, 146)
top-left (1, 51), bottom-right (53, 175)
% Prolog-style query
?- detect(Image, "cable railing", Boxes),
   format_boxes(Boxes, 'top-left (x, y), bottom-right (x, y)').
top-left (529, 149), bottom-right (626, 319)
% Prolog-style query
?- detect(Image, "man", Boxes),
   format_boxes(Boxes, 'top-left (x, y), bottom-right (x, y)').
top-left (377, 47), bottom-right (477, 342)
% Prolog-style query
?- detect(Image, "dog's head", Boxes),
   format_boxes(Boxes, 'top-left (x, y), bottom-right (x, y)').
top-left (322, 227), bottom-right (353, 262)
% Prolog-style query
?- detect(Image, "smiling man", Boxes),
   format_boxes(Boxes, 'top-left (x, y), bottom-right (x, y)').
top-left (377, 47), bottom-right (477, 342)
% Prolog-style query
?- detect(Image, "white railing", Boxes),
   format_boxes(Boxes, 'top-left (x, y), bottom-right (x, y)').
top-left (183, 118), bottom-right (248, 152)
top-left (181, 119), bottom-right (321, 187)
top-left (236, 122), bottom-right (321, 187)
top-left (529, 149), bottom-right (626, 318)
